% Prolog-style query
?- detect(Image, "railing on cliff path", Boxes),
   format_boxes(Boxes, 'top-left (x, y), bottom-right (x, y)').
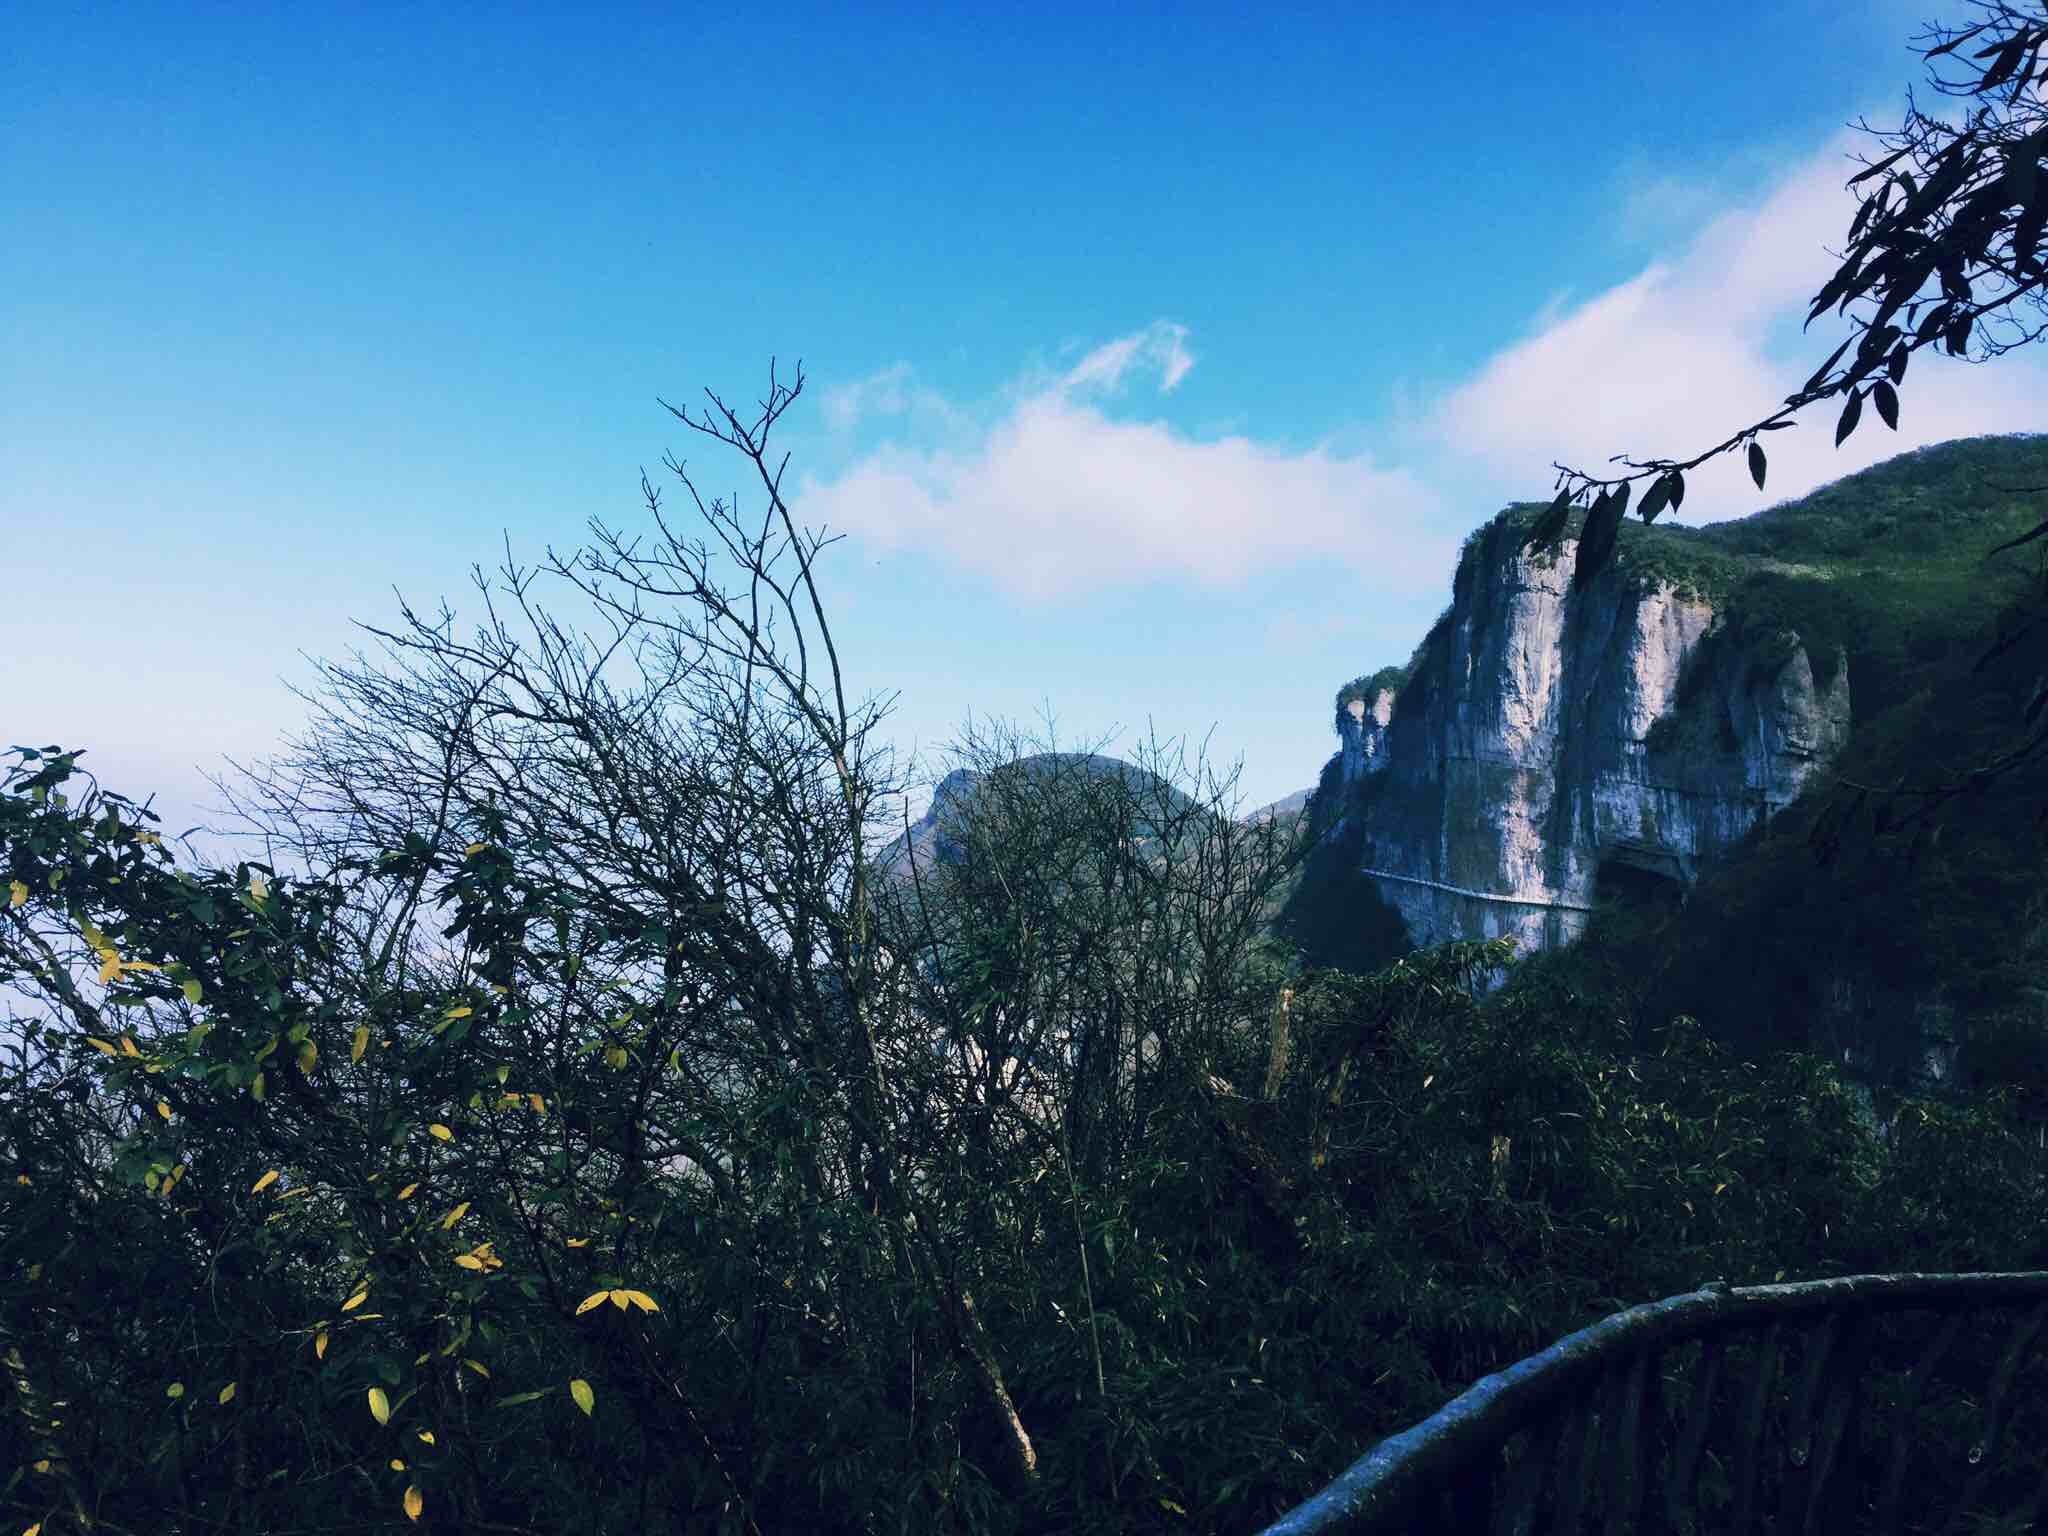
top-left (1256, 1272), bottom-right (2048, 1536)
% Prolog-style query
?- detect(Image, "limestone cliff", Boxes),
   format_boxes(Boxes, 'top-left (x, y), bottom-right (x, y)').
top-left (1328, 513), bottom-right (1851, 960)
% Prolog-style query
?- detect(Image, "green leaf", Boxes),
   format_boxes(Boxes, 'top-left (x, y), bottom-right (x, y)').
top-left (1638, 474), bottom-right (1677, 525)
top-left (493, 1389), bottom-right (554, 1408)
top-left (1573, 489), bottom-right (1624, 588)
top-left (1523, 487), bottom-right (1573, 554)
top-left (569, 1378), bottom-right (595, 1416)
top-left (1747, 440), bottom-right (1767, 491)
top-left (1834, 388), bottom-right (1864, 447)
top-left (1873, 380), bottom-right (1900, 430)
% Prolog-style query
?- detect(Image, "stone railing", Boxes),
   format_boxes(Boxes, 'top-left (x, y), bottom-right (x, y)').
top-left (1257, 1272), bottom-right (2048, 1535)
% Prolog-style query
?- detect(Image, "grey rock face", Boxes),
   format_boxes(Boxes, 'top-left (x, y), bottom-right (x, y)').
top-left (1339, 518), bottom-right (1851, 961)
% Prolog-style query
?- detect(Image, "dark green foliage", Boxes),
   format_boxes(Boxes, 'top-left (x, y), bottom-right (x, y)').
top-left (1333, 665), bottom-right (1410, 723)
top-left (9, 748), bottom-right (2046, 1535)
top-left (1492, 438), bottom-right (2048, 1099)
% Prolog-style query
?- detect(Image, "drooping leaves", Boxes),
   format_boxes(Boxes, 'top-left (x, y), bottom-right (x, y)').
top-left (1835, 388), bottom-right (1865, 446)
top-left (1638, 472), bottom-right (1680, 525)
top-left (1523, 487), bottom-right (1574, 555)
top-left (1573, 487), bottom-right (1625, 587)
top-left (1748, 440), bottom-right (1768, 491)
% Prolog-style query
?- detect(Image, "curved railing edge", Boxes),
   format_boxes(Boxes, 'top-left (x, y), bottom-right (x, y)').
top-left (1256, 1270), bottom-right (2048, 1536)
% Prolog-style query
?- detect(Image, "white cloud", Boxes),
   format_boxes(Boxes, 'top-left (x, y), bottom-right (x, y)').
top-left (799, 323), bottom-right (1451, 603)
top-left (1059, 320), bottom-right (1196, 394)
top-left (821, 362), bottom-right (966, 437)
top-left (807, 128), bottom-right (2048, 613)
top-left (1432, 131), bottom-right (2048, 519)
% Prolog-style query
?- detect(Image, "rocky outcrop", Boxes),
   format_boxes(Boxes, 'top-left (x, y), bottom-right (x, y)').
top-left (1335, 688), bottom-right (1395, 785)
top-left (1332, 515), bottom-right (1851, 960)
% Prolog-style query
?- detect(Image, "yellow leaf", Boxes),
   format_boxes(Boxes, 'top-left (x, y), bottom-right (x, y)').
top-left (251, 1170), bottom-right (280, 1194)
top-left (98, 953), bottom-right (123, 984)
top-left (464, 842), bottom-right (488, 856)
top-left (402, 1485), bottom-right (423, 1522)
top-left (248, 873), bottom-right (268, 901)
top-left (444, 1005), bottom-right (472, 1020)
top-left (490, 982), bottom-right (511, 996)
top-left (603, 1045), bottom-right (627, 1069)
top-left (609, 1288), bottom-right (631, 1312)
top-left (575, 1291), bottom-right (609, 1315)
top-left (181, 977), bottom-right (203, 1005)
top-left (314, 1331), bottom-right (329, 1360)
top-left (85, 1037), bottom-right (117, 1056)
top-left (620, 1289), bottom-right (661, 1314)
top-left (156, 1100), bottom-right (172, 1121)
top-left (7, 879), bottom-right (25, 908)
top-left (417, 1430), bottom-right (435, 1444)
top-left (166, 1382), bottom-right (184, 1398)
top-left (350, 1025), bottom-right (369, 1063)
top-left (441, 1201), bottom-right (470, 1230)
top-left (32, 1460), bottom-right (49, 1474)
top-left (428, 1124), bottom-right (453, 1142)
top-left (569, 1378), bottom-right (595, 1416)
top-left (390, 1458), bottom-right (406, 1471)
top-left (1714, 1182), bottom-right (1729, 1196)
top-left (368, 1386), bottom-right (391, 1424)
top-left (119, 1034), bottom-right (140, 1057)
top-left (566, 1237), bottom-right (589, 1248)
top-left (250, 1071), bottom-right (265, 1102)
top-left (462, 1358), bottom-right (489, 1378)
top-left (342, 1290), bottom-right (368, 1312)
top-left (397, 1182), bottom-right (420, 1200)
top-left (218, 1382), bottom-right (237, 1405)
top-left (529, 1093), bottom-right (546, 1114)
top-left (297, 1040), bottom-right (317, 1072)
top-left (27, 1524), bottom-right (43, 1536)
top-left (453, 1255), bottom-right (485, 1271)
top-left (414, 1351), bottom-right (429, 1365)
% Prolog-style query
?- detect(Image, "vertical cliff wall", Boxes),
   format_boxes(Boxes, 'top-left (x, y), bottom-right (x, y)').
top-left (1333, 514), bottom-right (1851, 960)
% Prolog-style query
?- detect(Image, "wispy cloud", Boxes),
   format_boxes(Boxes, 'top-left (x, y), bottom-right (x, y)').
top-left (1059, 320), bottom-right (1196, 394)
top-left (799, 323), bottom-right (1451, 603)
top-left (1431, 130), bottom-right (2048, 518)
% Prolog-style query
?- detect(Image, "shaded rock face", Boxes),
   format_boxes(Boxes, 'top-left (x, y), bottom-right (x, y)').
top-left (1340, 519), bottom-right (1851, 961)
top-left (874, 753), bottom-right (1205, 891)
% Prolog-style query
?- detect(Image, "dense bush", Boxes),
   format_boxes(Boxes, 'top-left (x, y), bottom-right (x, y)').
top-left (9, 391), bottom-right (2047, 1536)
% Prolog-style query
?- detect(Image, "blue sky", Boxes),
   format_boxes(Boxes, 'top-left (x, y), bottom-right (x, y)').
top-left (8, 0), bottom-right (2046, 847)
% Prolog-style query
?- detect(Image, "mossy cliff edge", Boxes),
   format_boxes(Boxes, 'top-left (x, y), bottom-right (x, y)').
top-left (1294, 434), bottom-right (2048, 1089)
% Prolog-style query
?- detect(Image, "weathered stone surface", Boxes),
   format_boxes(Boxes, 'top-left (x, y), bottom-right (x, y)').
top-left (1332, 517), bottom-right (1851, 961)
